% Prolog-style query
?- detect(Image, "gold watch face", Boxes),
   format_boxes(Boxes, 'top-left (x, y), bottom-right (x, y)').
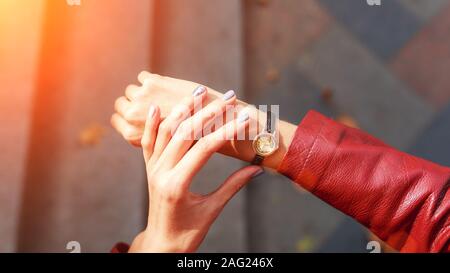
top-left (253, 132), bottom-right (278, 157)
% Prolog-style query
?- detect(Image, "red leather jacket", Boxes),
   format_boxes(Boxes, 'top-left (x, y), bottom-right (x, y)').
top-left (278, 111), bottom-right (449, 252)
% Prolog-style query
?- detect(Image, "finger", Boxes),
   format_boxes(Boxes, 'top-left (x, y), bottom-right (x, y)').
top-left (142, 105), bottom-right (160, 163)
top-left (152, 86), bottom-right (208, 163)
top-left (114, 96), bottom-right (132, 119)
top-left (174, 109), bottom-right (250, 188)
top-left (114, 97), bottom-right (148, 128)
top-left (157, 90), bottom-right (237, 168)
top-left (138, 71), bottom-right (162, 85)
top-left (209, 166), bottom-right (264, 209)
top-left (125, 84), bottom-right (142, 101)
top-left (115, 98), bottom-right (148, 127)
top-left (110, 113), bottom-right (142, 147)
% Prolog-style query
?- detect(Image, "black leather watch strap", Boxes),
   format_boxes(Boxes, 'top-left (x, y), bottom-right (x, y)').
top-left (251, 154), bottom-right (264, 165)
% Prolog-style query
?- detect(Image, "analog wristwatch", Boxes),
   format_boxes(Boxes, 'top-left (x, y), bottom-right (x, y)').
top-left (251, 109), bottom-right (279, 165)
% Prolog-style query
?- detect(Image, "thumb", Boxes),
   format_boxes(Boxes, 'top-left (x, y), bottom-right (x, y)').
top-left (210, 165), bottom-right (264, 209)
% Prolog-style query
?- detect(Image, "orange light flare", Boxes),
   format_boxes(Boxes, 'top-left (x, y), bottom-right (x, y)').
top-left (0, 0), bottom-right (44, 140)
top-left (0, 0), bottom-right (45, 77)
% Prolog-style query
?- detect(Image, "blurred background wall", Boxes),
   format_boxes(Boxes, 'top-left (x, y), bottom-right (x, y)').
top-left (0, 0), bottom-right (449, 252)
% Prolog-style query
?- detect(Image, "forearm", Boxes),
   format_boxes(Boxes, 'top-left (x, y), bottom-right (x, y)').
top-left (220, 118), bottom-right (296, 170)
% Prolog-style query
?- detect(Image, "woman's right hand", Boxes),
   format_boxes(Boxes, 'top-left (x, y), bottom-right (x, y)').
top-left (129, 88), bottom-right (263, 253)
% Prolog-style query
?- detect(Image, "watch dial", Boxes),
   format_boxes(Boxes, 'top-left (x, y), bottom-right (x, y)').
top-left (254, 133), bottom-right (277, 156)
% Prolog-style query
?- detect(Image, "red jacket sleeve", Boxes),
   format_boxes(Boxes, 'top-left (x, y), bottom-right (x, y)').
top-left (111, 242), bottom-right (130, 253)
top-left (278, 110), bottom-right (449, 252)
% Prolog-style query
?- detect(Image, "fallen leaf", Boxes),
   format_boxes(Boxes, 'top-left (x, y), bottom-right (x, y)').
top-left (79, 123), bottom-right (106, 146)
top-left (296, 235), bottom-right (316, 253)
top-left (320, 87), bottom-right (334, 104)
top-left (265, 67), bottom-right (280, 83)
top-left (336, 114), bottom-right (359, 129)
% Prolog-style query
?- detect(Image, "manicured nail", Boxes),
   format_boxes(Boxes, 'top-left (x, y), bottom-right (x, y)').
top-left (192, 86), bottom-right (207, 97)
top-left (252, 168), bottom-right (265, 178)
top-left (238, 110), bottom-right (249, 123)
top-left (222, 90), bottom-right (236, 101)
top-left (148, 105), bottom-right (155, 118)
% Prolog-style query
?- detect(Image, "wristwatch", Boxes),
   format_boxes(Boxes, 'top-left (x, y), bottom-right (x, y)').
top-left (251, 109), bottom-right (279, 165)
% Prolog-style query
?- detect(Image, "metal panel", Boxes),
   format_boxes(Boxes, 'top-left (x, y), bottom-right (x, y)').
top-left (152, 0), bottom-right (246, 252)
top-left (17, 0), bottom-right (154, 252)
top-left (243, 0), bottom-right (355, 252)
top-left (297, 25), bottom-right (434, 149)
top-left (410, 104), bottom-right (450, 166)
top-left (0, 0), bottom-right (45, 253)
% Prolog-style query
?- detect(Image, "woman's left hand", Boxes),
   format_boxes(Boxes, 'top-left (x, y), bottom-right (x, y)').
top-left (129, 90), bottom-right (263, 253)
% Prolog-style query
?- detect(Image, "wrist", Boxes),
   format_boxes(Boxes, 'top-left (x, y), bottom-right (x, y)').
top-left (262, 119), bottom-right (296, 169)
top-left (220, 108), bottom-right (296, 170)
top-left (129, 230), bottom-right (188, 253)
top-left (206, 87), bottom-right (296, 169)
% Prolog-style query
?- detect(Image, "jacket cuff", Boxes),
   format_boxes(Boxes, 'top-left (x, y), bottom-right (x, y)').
top-left (111, 242), bottom-right (130, 253)
top-left (277, 110), bottom-right (342, 192)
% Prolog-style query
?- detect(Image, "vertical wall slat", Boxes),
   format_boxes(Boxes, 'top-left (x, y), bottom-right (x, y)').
top-left (18, 0), bottom-right (154, 252)
top-left (152, 0), bottom-right (246, 252)
top-left (0, 0), bottom-right (45, 252)
top-left (242, 0), bottom-right (366, 252)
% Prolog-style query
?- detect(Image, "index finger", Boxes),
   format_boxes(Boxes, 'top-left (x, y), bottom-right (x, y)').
top-left (174, 109), bottom-right (250, 189)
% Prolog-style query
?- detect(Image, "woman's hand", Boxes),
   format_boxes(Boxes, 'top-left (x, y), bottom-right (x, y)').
top-left (111, 72), bottom-right (297, 169)
top-left (111, 72), bottom-right (233, 147)
top-left (129, 89), bottom-right (263, 253)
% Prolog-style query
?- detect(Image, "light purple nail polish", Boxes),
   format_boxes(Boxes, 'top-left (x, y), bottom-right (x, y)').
top-left (252, 168), bottom-right (264, 178)
top-left (222, 90), bottom-right (236, 101)
top-left (148, 105), bottom-right (155, 118)
top-left (238, 111), bottom-right (249, 123)
top-left (193, 86), bottom-right (206, 97)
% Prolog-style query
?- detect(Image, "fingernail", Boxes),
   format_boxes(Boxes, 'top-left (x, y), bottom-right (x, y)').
top-left (148, 105), bottom-right (155, 118)
top-left (222, 90), bottom-right (236, 101)
top-left (252, 168), bottom-right (264, 178)
top-left (238, 110), bottom-right (249, 123)
top-left (193, 86), bottom-right (207, 97)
